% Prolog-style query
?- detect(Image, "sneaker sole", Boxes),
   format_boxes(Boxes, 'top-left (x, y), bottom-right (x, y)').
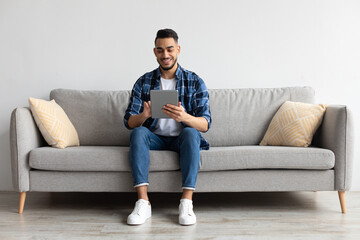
top-left (179, 219), bottom-right (196, 226)
top-left (127, 216), bottom-right (151, 225)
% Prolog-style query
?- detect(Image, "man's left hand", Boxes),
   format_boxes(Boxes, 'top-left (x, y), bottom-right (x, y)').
top-left (162, 102), bottom-right (189, 122)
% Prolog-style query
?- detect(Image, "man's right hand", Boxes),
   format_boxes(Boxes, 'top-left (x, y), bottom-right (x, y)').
top-left (128, 101), bottom-right (152, 129)
top-left (142, 101), bottom-right (151, 119)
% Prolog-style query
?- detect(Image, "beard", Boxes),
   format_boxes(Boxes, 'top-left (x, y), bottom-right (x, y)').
top-left (158, 57), bottom-right (177, 71)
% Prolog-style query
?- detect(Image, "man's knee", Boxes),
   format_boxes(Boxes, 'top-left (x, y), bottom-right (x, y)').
top-left (130, 126), bottom-right (151, 143)
top-left (179, 128), bottom-right (200, 142)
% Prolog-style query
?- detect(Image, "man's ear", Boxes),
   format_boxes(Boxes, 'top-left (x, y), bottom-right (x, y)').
top-left (153, 48), bottom-right (157, 56)
top-left (177, 45), bottom-right (181, 54)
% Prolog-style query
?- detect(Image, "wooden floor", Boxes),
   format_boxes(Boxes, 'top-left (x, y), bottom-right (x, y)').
top-left (1, 191), bottom-right (360, 239)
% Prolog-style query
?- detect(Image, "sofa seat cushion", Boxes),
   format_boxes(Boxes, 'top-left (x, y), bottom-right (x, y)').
top-left (29, 145), bottom-right (335, 172)
top-left (200, 146), bottom-right (335, 171)
top-left (29, 146), bottom-right (180, 172)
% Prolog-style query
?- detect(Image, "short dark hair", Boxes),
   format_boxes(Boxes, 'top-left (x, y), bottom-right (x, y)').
top-left (155, 29), bottom-right (178, 44)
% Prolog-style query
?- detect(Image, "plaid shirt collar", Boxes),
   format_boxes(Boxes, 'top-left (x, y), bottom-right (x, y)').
top-left (153, 64), bottom-right (183, 89)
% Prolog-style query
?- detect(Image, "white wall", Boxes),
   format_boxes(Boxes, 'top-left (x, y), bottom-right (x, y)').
top-left (1, 0), bottom-right (359, 191)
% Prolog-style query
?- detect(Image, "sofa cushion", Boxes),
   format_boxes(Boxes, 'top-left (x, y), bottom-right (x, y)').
top-left (29, 145), bottom-right (334, 172)
top-left (50, 89), bottom-right (131, 146)
top-left (200, 146), bottom-right (334, 171)
top-left (202, 87), bottom-right (315, 147)
top-left (29, 146), bottom-right (179, 172)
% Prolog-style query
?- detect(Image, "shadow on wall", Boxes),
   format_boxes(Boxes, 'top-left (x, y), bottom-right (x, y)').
top-left (0, 129), bottom-right (13, 191)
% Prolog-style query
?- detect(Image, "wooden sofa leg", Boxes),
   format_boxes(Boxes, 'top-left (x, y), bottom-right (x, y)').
top-left (338, 191), bottom-right (346, 214)
top-left (19, 192), bottom-right (27, 214)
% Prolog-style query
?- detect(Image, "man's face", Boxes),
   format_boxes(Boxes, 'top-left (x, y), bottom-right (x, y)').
top-left (154, 37), bottom-right (180, 71)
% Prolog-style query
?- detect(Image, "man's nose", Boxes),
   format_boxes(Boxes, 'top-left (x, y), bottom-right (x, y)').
top-left (163, 51), bottom-right (170, 58)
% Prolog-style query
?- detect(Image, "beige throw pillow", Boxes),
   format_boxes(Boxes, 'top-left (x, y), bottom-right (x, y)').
top-left (260, 101), bottom-right (327, 147)
top-left (29, 97), bottom-right (80, 148)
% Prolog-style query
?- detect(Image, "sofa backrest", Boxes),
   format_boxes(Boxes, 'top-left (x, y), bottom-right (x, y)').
top-left (50, 86), bottom-right (315, 147)
top-left (50, 89), bottom-right (132, 146)
top-left (203, 87), bottom-right (314, 147)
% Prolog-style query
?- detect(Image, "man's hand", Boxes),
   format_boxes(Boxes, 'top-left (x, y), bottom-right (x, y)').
top-left (162, 102), bottom-right (209, 132)
top-left (142, 101), bottom-right (151, 119)
top-left (162, 102), bottom-right (189, 122)
top-left (128, 101), bottom-right (151, 129)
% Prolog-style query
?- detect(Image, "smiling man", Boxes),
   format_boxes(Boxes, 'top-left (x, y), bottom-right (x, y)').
top-left (124, 29), bottom-right (211, 226)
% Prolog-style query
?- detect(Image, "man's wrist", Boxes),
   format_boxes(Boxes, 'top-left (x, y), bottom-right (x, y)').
top-left (182, 113), bottom-right (194, 125)
top-left (142, 111), bottom-right (152, 122)
top-left (139, 112), bottom-right (148, 123)
top-left (129, 112), bottom-right (150, 129)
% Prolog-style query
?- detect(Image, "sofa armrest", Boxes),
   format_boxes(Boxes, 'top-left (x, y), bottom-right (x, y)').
top-left (10, 107), bottom-right (45, 192)
top-left (312, 105), bottom-right (354, 191)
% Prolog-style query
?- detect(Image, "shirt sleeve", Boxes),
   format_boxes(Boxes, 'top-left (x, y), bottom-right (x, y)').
top-left (123, 77), bottom-right (144, 129)
top-left (193, 77), bottom-right (212, 132)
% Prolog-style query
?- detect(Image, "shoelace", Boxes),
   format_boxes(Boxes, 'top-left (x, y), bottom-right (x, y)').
top-left (133, 201), bottom-right (147, 216)
top-left (181, 202), bottom-right (193, 216)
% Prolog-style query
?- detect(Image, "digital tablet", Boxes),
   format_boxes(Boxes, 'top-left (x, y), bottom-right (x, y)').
top-left (150, 90), bottom-right (178, 118)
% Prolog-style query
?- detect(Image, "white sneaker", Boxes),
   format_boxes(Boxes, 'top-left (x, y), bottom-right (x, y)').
top-left (179, 199), bottom-right (196, 225)
top-left (127, 199), bottom-right (151, 225)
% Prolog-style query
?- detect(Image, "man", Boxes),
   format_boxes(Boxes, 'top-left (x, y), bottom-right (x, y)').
top-left (123, 29), bottom-right (211, 226)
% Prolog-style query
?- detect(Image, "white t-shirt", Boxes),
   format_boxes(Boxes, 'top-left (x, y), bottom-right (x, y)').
top-left (153, 77), bottom-right (184, 136)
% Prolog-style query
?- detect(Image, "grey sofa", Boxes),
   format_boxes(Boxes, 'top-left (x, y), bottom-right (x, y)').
top-left (10, 86), bottom-right (354, 214)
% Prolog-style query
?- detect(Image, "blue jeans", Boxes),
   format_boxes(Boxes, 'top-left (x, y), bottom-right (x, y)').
top-left (129, 126), bottom-right (201, 190)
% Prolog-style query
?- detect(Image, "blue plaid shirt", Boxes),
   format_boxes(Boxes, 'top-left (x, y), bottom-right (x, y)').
top-left (124, 64), bottom-right (211, 150)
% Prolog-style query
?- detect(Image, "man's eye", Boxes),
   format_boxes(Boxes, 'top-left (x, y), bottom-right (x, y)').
top-left (157, 49), bottom-right (163, 53)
